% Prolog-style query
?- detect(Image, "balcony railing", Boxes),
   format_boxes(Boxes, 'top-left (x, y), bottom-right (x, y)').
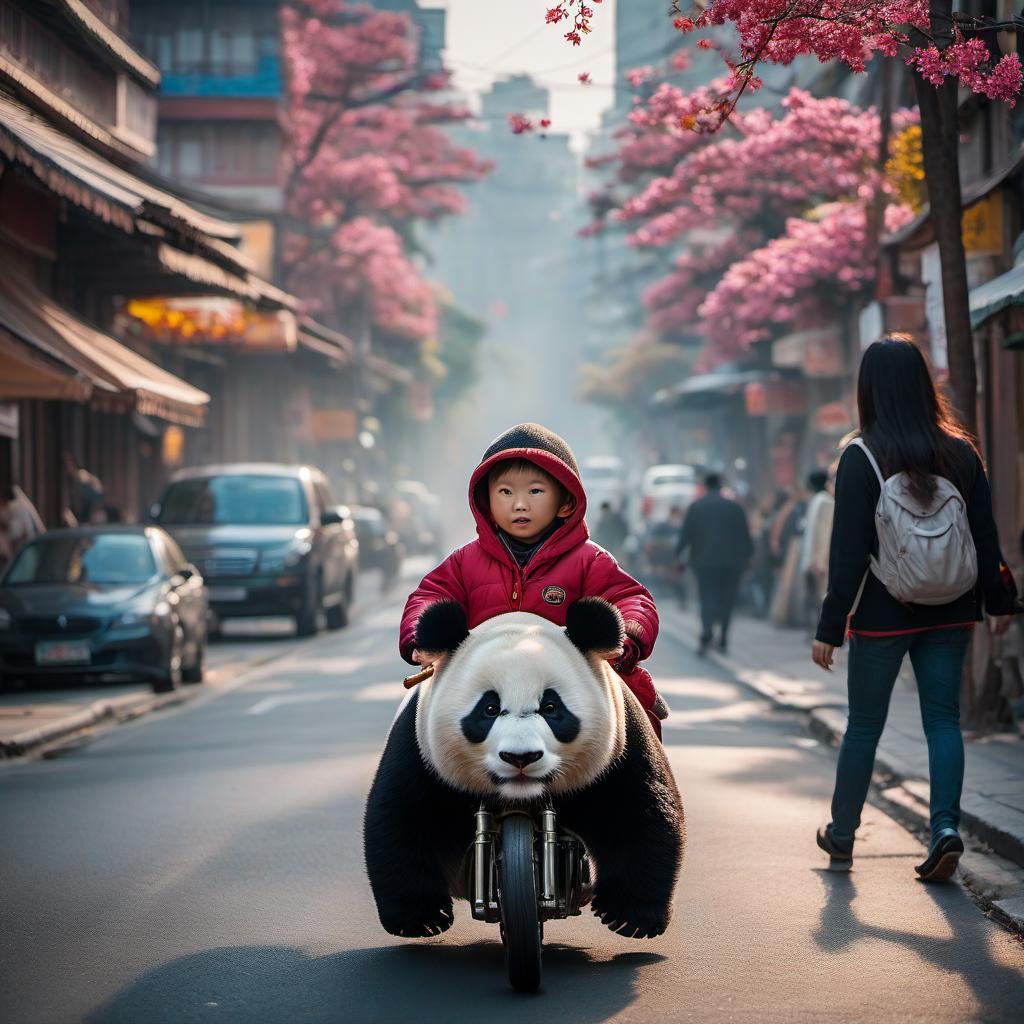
top-left (0, 0), bottom-right (155, 153)
top-left (0, 0), bottom-right (116, 125)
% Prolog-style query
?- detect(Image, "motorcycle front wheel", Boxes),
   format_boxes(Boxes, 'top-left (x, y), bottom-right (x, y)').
top-left (498, 814), bottom-right (542, 992)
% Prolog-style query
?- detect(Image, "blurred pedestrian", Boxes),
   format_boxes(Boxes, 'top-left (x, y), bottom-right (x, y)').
top-left (799, 469), bottom-right (834, 632)
top-left (813, 335), bottom-right (1020, 880)
top-left (676, 471), bottom-right (753, 655)
top-left (62, 452), bottom-right (104, 526)
top-left (593, 499), bottom-right (629, 559)
top-left (0, 482), bottom-right (43, 571)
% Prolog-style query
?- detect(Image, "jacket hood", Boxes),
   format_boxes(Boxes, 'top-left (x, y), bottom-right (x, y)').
top-left (468, 423), bottom-right (588, 565)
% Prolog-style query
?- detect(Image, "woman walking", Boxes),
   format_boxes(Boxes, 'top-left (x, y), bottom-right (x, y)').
top-left (812, 335), bottom-right (1019, 881)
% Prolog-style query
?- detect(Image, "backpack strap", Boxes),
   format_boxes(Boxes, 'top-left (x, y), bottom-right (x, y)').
top-left (848, 437), bottom-right (885, 487)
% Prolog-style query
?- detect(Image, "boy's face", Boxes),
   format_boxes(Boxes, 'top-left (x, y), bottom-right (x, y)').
top-left (488, 466), bottom-right (574, 545)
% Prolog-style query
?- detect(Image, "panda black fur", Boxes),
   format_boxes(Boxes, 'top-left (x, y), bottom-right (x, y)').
top-left (363, 599), bottom-right (685, 940)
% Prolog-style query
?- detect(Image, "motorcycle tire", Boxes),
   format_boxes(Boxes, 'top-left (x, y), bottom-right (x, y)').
top-left (499, 814), bottom-right (542, 993)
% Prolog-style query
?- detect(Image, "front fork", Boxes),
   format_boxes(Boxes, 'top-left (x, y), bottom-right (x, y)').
top-left (471, 802), bottom-right (590, 923)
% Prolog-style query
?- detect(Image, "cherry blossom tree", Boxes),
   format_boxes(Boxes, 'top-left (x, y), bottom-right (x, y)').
top-left (587, 87), bottom-right (907, 365)
top-left (548, 0), bottom-right (1024, 428)
top-left (280, 0), bottom-right (490, 342)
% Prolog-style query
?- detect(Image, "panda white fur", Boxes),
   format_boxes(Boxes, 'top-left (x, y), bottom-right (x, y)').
top-left (364, 598), bottom-right (685, 940)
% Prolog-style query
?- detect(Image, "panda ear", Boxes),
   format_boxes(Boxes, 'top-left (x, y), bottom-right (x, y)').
top-left (415, 600), bottom-right (470, 653)
top-left (564, 598), bottom-right (624, 656)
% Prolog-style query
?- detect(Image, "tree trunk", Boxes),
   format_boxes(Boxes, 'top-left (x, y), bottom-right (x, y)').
top-left (912, 1), bottom-right (978, 433)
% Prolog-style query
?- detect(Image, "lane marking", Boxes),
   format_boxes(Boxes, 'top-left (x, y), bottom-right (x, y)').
top-left (246, 692), bottom-right (345, 716)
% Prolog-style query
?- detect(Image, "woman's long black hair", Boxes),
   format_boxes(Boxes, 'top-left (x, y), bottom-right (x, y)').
top-left (856, 334), bottom-right (978, 503)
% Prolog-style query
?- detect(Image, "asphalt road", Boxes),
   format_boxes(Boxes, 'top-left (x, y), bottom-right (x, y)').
top-left (1, 587), bottom-right (1022, 1024)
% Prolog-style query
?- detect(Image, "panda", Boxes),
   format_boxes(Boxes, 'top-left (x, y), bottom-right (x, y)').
top-left (363, 597), bottom-right (685, 941)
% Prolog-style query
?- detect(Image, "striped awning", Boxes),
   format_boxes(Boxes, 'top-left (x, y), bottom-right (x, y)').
top-left (0, 275), bottom-right (209, 426)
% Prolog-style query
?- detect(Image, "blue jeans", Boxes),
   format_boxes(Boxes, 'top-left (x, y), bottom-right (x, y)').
top-left (830, 628), bottom-right (971, 846)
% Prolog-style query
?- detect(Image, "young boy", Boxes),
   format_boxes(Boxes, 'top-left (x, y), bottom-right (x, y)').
top-left (400, 423), bottom-right (668, 737)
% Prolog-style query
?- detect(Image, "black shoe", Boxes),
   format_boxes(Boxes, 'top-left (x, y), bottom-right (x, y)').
top-left (717, 635), bottom-right (729, 654)
top-left (697, 634), bottom-right (710, 657)
top-left (915, 829), bottom-right (963, 882)
top-left (816, 823), bottom-right (853, 871)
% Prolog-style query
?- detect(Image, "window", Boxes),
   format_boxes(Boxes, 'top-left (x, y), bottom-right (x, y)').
top-left (6, 534), bottom-right (156, 586)
top-left (157, 476), bottom-right (308, 526)
top-left (134, 3), bottom-right (279, 77)
top-left (156, 123), bottom-right (280, 184)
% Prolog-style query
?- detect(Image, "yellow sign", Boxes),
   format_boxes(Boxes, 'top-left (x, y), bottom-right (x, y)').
top-left (962, 192), bottom-right (1003, 255)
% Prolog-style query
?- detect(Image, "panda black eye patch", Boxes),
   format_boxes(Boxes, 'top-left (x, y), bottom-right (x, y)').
top-left (538, 688), bottom-right (580, 743)
top-left (461, 690), bottom-right (503, 743)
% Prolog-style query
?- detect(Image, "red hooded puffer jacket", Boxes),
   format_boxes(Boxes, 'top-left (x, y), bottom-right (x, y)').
top-left (399, 425), bottom-right (660, 724)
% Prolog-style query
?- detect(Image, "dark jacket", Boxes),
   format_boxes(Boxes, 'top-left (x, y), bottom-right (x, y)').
top-left (676, 492), bottom-right (754, 570)
top-left (815, 441), bottom-right (1019, 647)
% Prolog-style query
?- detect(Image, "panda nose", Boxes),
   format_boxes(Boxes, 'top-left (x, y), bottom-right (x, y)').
top-left (499, 750), bottom-right (543, 770)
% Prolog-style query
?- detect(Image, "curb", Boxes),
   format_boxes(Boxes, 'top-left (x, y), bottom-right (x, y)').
top-left (0, 689), bottom-right (188, 759)
top-left (662, 615), bottom-right (1024, 936)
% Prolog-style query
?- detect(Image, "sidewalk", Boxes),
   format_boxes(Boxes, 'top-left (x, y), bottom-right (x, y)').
top-left (660, 604), bottom-right (1024, 931)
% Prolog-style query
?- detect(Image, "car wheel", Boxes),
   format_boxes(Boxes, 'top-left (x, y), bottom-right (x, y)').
top-left (152, 627), bottom-right (184, 694)
top-left (182, 631), bottom-right (205, 684)
top-left (295, 574), bottom-right (320, 637)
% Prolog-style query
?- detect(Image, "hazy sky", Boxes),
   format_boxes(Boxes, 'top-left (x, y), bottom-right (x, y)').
top-left (421, 0), bottom-right (617, 138)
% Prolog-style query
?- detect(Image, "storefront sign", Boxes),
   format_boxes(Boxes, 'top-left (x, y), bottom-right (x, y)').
top-left (745, 380), bottom-right (806, 416)
top-left (311, 409), bottom-right (357, 442)
top-left (962, 192), bottom-right (1003, 256)
top-left (773, 326), bottom-right (844, 377)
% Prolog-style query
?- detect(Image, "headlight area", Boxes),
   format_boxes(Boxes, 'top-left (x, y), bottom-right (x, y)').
top-left (0, 608), bottom-right (12, 631)
top-left (112, 600), bottom-right (170, 630)
top-left (259, 541), bottom-right (312, 574)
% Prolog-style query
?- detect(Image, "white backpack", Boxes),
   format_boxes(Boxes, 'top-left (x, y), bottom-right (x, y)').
top-left (849, 438), bottom-right (978, 606)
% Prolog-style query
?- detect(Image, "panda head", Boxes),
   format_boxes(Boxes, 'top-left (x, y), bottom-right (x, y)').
top-left (414, 600), bottom-right (627, 801)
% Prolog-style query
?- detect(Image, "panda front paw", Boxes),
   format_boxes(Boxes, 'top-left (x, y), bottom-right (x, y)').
top-left (591, 889), bottom-right (669, 939)
top-left (378, 896), bottom-right (455, 939)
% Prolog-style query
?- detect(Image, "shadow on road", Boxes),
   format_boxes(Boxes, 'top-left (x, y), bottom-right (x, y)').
top-left (85, 941), bottom-right (664, 1024)
top-left (812, 871), bottom-right (1022, 1018)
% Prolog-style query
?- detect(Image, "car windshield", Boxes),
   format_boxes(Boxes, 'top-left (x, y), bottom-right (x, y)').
top-left (651, 469), bottom-right (695, 487)
top-left (584, 464), bottom-right (622, 481)
top-left (5, 534), bottom-right (156, 586)
top-left (158, 476), bottom-right (308, 525)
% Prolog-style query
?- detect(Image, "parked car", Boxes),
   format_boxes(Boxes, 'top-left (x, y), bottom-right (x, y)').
top-left (350, 506), bottom-right (404, 590)
top-left (0, 526), bottom-right (206, 693)
top-left (638, 464), bottom-right (700, 525)
top-left (580, 455), bottom-right (626, 514)
top-left (151, 464), bottom-right (358, 637)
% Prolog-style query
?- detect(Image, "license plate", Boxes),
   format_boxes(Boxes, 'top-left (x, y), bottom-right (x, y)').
top-left (35, 639), bottom-right (91, 666)
top-left (207, 587), bottom-right (247, 602)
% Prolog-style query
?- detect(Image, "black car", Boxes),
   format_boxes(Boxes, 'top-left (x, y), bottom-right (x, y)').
top-left (152, 464), bottom-right (359, 637)
top-left (0, 527), bottom-right (207, 693)
top-left (350, 506), bottom-right (404, 590)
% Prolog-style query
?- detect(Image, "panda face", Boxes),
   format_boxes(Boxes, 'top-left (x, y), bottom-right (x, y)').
top-left (416, 613), bottom-right (626, 801)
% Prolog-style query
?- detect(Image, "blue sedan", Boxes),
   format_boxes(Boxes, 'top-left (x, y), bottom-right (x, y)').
top-left (0, 527), bottom-right (207, 693)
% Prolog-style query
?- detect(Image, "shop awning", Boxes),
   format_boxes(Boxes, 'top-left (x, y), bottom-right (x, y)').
top-left (0, 276), bottom-right (209, 426)
top-left (969, 262), bottom-right (1024, 328)
top-left (0, 92), bottom-right (238, 239)
top-left (0, 325), bottom-right (95, 403)
top-left (651, 369), bottom-right (771, 409)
